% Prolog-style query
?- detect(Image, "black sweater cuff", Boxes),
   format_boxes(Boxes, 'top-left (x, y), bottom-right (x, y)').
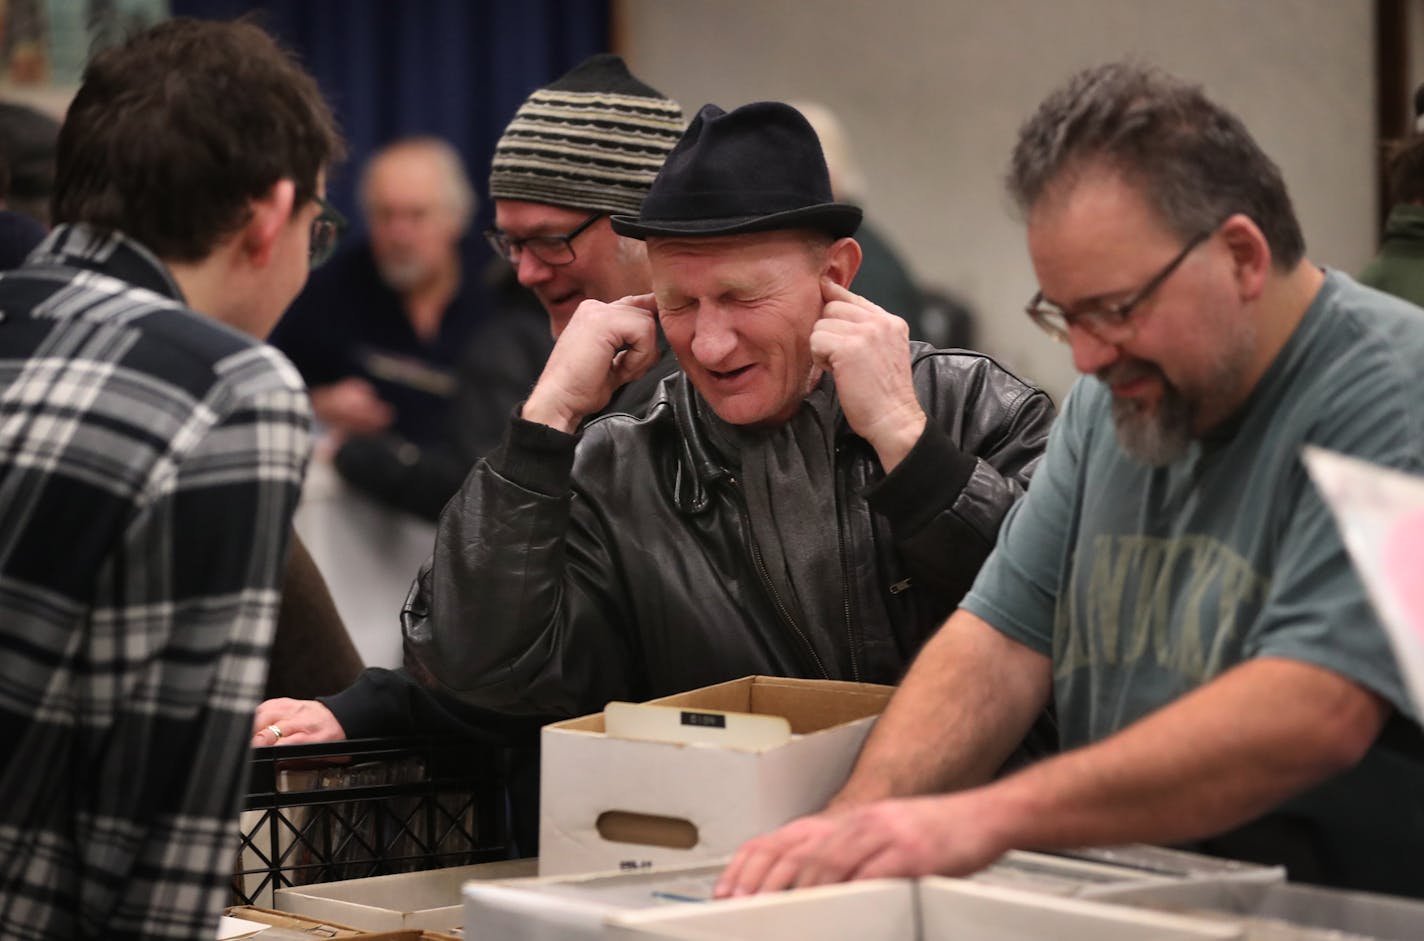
top-left (487, 403), bottom-right (580, 496)
top-left (320, 667), bottom-right (415, 739)
top-left (865, 421), bottom-right (978, 536)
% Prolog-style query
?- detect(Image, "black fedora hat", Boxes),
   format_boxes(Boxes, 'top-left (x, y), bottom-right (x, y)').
top-left (610, 101), bottom-right (862, 240)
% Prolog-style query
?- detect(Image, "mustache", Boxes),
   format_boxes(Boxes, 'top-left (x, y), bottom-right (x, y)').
top-left (1097, 358), bottom-right (1164, 388)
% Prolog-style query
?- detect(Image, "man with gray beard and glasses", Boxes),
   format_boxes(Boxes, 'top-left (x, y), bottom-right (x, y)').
top-left (720, 61), bottom-right (1424, 900)
top-left (272, 137), bottom-right (487, 447)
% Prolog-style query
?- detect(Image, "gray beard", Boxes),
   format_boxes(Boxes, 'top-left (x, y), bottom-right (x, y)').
top-left (1111, 381), bottom-right (1195, 466)
top-left (377, 257), bottom-right (431, 293)
top-left (1104, 319), bottom-right (1256, 468)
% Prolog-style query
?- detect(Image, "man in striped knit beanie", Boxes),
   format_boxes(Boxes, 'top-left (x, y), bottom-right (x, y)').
top-left (252, 54), bottom-right (685, 854)
top-left (488, 53), bottom-right (685, 338)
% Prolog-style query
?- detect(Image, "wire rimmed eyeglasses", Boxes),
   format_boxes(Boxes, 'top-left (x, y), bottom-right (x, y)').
top-left (1025, 227), bottom-right (1215, 344)
top-left (484, 212), bottom-right (605, 267)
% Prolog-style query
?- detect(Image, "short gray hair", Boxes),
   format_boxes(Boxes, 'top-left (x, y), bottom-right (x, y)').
top-left (359, 136), bottom-right (476, 232)
top-left (1006, 62), bottom-right (1304, 270)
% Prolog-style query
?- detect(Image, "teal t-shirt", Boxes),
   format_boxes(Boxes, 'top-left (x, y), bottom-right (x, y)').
top-left (966, 270), bottom-right (1424, 742)
top-left (964, 271), bottom-right (1424, 891)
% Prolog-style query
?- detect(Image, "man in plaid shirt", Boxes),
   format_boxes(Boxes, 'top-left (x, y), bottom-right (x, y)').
top-left (0, 19), bottom-right (343, 940)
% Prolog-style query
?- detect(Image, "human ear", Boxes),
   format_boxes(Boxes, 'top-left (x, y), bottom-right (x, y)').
top-left (1218, 214), bottom-right (1270, 302)
top-left (243, 179), bottom-right (297, 269)
top-left (821, 236), bottom-right (863, 289)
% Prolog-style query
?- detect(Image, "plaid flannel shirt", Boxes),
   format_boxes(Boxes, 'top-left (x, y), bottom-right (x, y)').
top-left (0, 226), bottom-right (311, 939)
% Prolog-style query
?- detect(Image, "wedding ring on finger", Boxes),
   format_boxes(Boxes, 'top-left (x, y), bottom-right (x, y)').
top-left (267, 724), bottom-right (284, 741)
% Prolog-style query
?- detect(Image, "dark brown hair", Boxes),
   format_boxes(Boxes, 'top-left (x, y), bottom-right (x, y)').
top-left (1008, 62), bottom-right (1305, 271)
top-left (53, 17), bottom-right (344, 262)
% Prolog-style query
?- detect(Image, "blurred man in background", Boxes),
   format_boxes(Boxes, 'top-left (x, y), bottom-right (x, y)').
top-left (272, 136), bottom-right (487, 447)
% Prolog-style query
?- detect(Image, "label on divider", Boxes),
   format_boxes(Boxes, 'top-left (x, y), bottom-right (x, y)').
top-left (604, 702), bottom-right (791, 750)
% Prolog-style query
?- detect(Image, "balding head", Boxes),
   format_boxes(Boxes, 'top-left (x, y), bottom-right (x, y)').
top-left (359, 137), bottom-right (473, 292)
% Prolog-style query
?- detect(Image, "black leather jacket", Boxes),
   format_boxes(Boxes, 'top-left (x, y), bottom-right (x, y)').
top-left (403, 343), bottom-right (1055, 718)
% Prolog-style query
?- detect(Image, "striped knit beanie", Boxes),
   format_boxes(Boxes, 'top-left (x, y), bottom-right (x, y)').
top-left (489, 54), bottom-right (685, 215)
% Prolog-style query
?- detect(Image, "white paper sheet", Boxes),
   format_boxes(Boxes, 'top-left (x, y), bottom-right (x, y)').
top-left (1303, 445), bottom-right (1424, 714)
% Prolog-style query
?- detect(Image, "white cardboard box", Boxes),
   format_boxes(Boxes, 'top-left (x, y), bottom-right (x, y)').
top-left (1091, 877), bottom-right (1424, 940)
top-left (272, 858), bottom-right (537, 932)
top-left (463, 863), bottom-right (726, 941)
top-left (459, 851), bottom-right (1210, 941)
top-left (604, 877), bottom-right (1244, 941)
top-left (539, 676), bottom-right (893, 876)
top-left (1051, 845), bottom-right (1285, 886)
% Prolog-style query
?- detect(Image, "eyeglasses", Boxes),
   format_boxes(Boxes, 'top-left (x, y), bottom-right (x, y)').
top-left (310, 195), bottom-right (348, 268)
top-left (484, 212), bottom-right (604, 267)
top-left (1025, 227), bottom-right (1215, 344)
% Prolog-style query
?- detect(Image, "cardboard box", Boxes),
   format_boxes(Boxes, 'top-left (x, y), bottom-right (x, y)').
top-left (462, 863), bottom-right (729, 941)
top-left (1049, 844), bottom-right (1285, 886)
top-left (222, 905), bottom-right (462, 940)
top-left (223, 905), bottom-right (367, 937)
top-left (272, 858), bottom-right (537, 932)
top-left (969, 849), bottom-right (1181, 897)
top-left (460, 852), bottom-right (1200, 941)
top-left (539, 676), bottom-right (893, 875)
top-left (1091, 878), bottom-right (1424, 940)
top-left (604, 877), bottom-right (1243, 941)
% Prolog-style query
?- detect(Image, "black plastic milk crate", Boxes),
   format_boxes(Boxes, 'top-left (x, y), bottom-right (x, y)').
top-left (235, 736), bottom-right (513, 906)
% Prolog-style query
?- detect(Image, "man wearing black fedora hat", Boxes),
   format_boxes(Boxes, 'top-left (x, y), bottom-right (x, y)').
top-left (397, 100), bottom-right (1055, 726)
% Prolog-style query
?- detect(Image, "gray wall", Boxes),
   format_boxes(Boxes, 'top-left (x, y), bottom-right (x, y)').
top-left (616, 0), bottom-right (1377, 401)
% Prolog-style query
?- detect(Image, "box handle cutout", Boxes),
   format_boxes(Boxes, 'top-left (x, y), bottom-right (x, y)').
top-left (596, 810), bottom-right (699, 849)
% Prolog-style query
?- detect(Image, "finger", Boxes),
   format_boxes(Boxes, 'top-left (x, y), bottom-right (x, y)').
top-left (251, 724), bottom-right (283, 747)
top-left (728, 843), bottom-right (794, 897)
top-left (756, 850), bottom-right (819, 894)
top-left (820, 300), bottom-right (877, 326)
top-left (617, 292), bottom-right (661, 315)
top-left (725, 817), bottom-right (835, 896)
top-left (820, 276), bottom-right (858, 303)
top-left (253, 699), bottom-right (294, 734)
top-left (820, 277), bottom-right (875, 309)
top-left (811, 316), bottom-right (864, 341)
top-left (810, 325), bottom-right (857, 365)
top-left (717, 823), bottom-right (811, 898)
top-left (714, 848), bottom-right (752, 899)
top-left (612, 342), bottom-right (661, 386)
top-left (271, 729), bottom-right (319, 746)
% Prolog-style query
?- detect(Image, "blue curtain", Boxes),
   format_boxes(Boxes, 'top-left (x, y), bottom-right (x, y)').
top-left (169, 0), bottom-right (610, 234)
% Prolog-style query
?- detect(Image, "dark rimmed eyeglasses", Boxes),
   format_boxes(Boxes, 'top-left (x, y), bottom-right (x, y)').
top-left (310, 195), bottom-right (348, 269)
top-left (484, 212), bottom-right (604, 267)
top-left (1025, 227), bottom-right (1216, 344)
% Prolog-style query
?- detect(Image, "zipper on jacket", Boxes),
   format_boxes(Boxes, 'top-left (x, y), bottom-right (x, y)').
top-left (728, 475), bottom-right (830, 680)
top-left (834, 458), bottom-right (862, 683)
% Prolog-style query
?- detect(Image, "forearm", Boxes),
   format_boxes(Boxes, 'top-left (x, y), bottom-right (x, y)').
top-left (833, 610), bottom-right (1052, 806)
top-left (322, 667), bottom-right (549, 743)
top-left (967, 657), bottom-right (1389, 852)
top-left (333, 435), bottom-right (470, 521)
top-left (403, 416), bottom-right (579, 704)
top-left (867, 423), bottom-right (997, 602)
top-left (898, 375), bottom-right (1055, 556)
